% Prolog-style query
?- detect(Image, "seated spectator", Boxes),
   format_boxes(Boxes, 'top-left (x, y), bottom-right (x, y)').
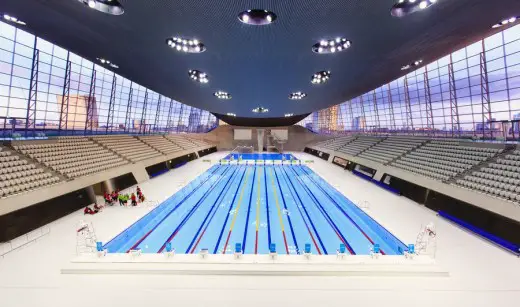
top-left (111, 191), bottom-right (118, 202)
top-left (84, 206), bottom-right (99, 215)
top-left (94, 203), bottom-right (103, 211)
top-left (104, 192), bottom-right (112, 205)
top-left (139, 192), bottom-right (145, 203)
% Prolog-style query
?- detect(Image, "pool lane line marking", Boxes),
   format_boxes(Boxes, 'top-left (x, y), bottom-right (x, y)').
top-left (222, 167), bottom-right (252, 254)
top-left (254, 166), bottom-right (261, 254)
top-left (273, 166), bottom-right (299, 254)
top-left (280, 166), bottom-right (326, 255)
top-left (212, 166), bottom-right (249, 254)
top-left (298, 166), bottom-right (387, 255)
top-left (105, 164), bottom-right (222, 250)
top-left (264, 165), bottom-right (272, 248)
top-left (241, 167), bottom-right (257, 253)
top-left (187, 166), bottom-right (243, 253)
top-left (157, 166), bottom-right (236, 253)
top-left (268, 167), bottom-right (289, 254)
top-left (125, 165), bottom-right (224, 253)
top-left (287, 166), bottom-right (355, 255)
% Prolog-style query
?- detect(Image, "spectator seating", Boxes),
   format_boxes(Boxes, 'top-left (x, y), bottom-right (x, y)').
top-left (186, 137), bottom-right (210, 147)
top-left (313, 136), bottom-right (355, 151)
top-left (92, 135), bottom-right (161, 162)
top-left (455, 149), bottom-right (520, 203)
top-left (391, 140), bottom-right (501, 181)
top-left (15, 137), bottom-right (127, 178)
top-left (138, 135), bottom-right (183, 154)
top-left (0, 145), bottom-right (60, 197)
top-left (337, 136), bottom-right (381, 156)
top-left (165, 135), bottom-right (199, 150)
top-left (358, 137), bottom-right (425, 164)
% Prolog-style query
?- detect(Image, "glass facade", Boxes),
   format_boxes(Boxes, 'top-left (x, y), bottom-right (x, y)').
top-left (0, 21), bottom-right (217, 138)
top-left (299, 24), bottom-right (520, 141)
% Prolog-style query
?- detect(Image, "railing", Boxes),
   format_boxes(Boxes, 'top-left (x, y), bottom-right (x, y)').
top-left (0, 225), bottom-right (51, 258)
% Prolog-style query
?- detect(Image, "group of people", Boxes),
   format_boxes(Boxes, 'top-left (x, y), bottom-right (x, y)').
top-left (84, 186), bottom-right (146, 215)
top-left (104, 186), bottom-right (145, 207)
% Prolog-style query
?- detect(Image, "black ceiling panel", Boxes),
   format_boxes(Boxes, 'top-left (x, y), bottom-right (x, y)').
top-left (3, 0), bottom-right (520, 118)
top-left (213, 112), bottom-right (310, 127)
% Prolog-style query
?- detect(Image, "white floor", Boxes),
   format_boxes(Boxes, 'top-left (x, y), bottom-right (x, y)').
top-left (0, 152), bottom-right (519, 307)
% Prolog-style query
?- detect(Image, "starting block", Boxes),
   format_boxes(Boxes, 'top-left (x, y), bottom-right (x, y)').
top-left (303, 243), bottom-right (312, 259)
top-left (199, 248), bottom-right (209, 259)
top-left (269, 243), bottom-right (277, 260)
top-left (234, 243), bottom-right (243, 259)
top-left (164, 242), bottom-right (175, 257)
top-left (370, 243), bottom-right (381, 259)
top-left (96, 242), bottom-right (107, 257)
top-left (404, 244), bottom-right (415, 259)
top-left (129, 248), bottom-right (142, 258)
top-left (337, 243), bottom-right (346, 259)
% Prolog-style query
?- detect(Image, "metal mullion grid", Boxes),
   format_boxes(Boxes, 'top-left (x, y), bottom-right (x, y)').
top-left (25, 38), bottom-right (38, 137)
top-left (153, 95), bottom-right (162, 132)
top-left (403, 76), bottom-right (414, 134)
top-left (124, 82), bottom-right (133, 133)
top-left (423, 67), bottom-right (434, 134)
top-left (58, 52), bottom-right (71, 134)
top-left (105, 74), bottom-right (117, 134)
top-left (113, 76), bottom-right (125, 134)
top-left (448, 54), bottom-right (460, 136)
top-left (85, 64), bottom-right (96, 134)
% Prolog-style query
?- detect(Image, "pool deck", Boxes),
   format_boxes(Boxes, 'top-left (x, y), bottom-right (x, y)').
top-left (64, 253), bottom-right (446, 277)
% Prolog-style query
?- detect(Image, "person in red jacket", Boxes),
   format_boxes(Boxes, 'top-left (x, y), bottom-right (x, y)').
top-left (131, 193), bottom-right (137, 206)
top-left (84, 206), bottom-right (99, 215)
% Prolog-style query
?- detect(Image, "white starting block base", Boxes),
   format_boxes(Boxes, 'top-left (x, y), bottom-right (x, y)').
top-left (62, 254), bottom-right (448, 277)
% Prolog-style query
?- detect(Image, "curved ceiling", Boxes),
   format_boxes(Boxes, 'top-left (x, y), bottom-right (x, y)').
top-left (2, 0), bottom-right (520, 118)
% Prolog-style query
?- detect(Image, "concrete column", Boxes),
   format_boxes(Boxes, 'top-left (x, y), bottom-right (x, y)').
top-left (257, 129), bottom-right (264, 152)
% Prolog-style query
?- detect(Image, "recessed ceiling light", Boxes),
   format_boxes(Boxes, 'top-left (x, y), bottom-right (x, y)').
top-left (401, 59), bottom-right (422, 71)
top-left (289, 92), bottom-right (307, 100)
top-left (311, 71), bottom-right (331, 84)
top-left (78, 0), bottom-right (124, 15)
top-left (491, 15), bottom-right (519, 29)
top-left (252, 107), bottom-right (269, 113)
top-left (226, 113), bottom-right (236, 117)
top-left (214, 91), bottom-right (231, 100)
top-left (391, 0), bottom-right (436, 17)
top-left (97, 57), bottom-right (118, 68)
top-left (284, 113), bottom-right (294, 117)
top-left (238, 9), bottom-right (277, 25)
top-left (166, 36), bottom-right (206, 53)
top-left (2, 13), bottom-right (26, 25)
top-left (189, 70), bottom-right (209, 83)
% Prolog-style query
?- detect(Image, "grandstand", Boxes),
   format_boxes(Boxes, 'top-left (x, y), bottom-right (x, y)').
top-left (1, 1), bottom-right (520, 306)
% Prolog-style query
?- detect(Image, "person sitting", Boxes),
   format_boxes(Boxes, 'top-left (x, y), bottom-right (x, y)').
top-left (131, 193), bottom-right (137, 206)
top-left (111, 191), bottom-right (118, 203)
top-left (84, 206), bottom-right (99, 215)
top-left (94, 203), bottom-right (103, 211)
top-left (139, 193), bottom-right (145, 203)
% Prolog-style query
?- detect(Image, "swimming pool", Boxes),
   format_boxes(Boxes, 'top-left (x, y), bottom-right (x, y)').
top-left (104, 164), bottom-right (408, 255)
top-left (224, 153), bottom-right (296, 161)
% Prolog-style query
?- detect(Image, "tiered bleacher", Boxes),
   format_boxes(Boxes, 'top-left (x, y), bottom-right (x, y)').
top-left (186, 137), bottom-right (210, 147)
top-left (15, 137), bottom-right (127, 179)
top-left (391, 139), bottom-right (501, 181)
top-left (319, 136), bottom-right (355, 151)
top-left (92, 135), bottom-right (161, 162)
top-left (337, 136), bottom-right (381, 156)
top-left (165, 135), bottom-right (199, 150)
top-left (138, 135), bottom-right (183, 154)
top-left (0, 145), bottom-right (60, 197)
top-left (455, 149), bottom-right (520, 202)
top-left (358, 137), bottom-right (425, 164)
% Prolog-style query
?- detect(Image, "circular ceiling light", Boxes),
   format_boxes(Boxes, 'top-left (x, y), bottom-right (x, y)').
top-left (238, 9), bottom-right (277, 25)
top-left (1, 13), bottom-right (26, 26)
top-left (284, 113), bottom-right (294, 117)
top-left (492, 16), bottom-right (519, 28)
top-left (226, 113), bottom-right (236, 117)
top-left (166, 36), bottom-right (206, 53)
top-left (188, 70), bottom-right (209, 83)
top-left (289, 92), bottom-right (307, 100)
top-left (252, 107), bottom-right (269, 113)
top-left (78, 0), bottom-right (124, 15)
top-left (312, 38), bottom-right (352, 54)
top-left (214, 91), bottom-right (231, 100)
top-left (311, 71), bottom-right (331, 84)
top-left (401, 59), bottom-right (422, 71)
top-left (391, 0), bottom-right (436, 18)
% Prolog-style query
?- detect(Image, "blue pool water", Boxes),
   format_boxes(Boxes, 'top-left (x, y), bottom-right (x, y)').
top-left (104, 164), bottom-right (408, 255)
top-left (224, 153), bottom-right (296, 161)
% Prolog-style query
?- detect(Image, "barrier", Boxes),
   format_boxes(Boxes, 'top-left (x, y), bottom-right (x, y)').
top-left (0, 225), bottom-right (50, 258)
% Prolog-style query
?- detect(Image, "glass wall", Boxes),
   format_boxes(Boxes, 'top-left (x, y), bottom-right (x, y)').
top-left (0, 21), bottom-right (217, 138)
top-left (299, 24), bottom-right (520, 141)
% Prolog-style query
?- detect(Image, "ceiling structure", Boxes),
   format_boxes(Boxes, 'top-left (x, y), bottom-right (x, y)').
top-left (3, 0), bottom-right (520, 124)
